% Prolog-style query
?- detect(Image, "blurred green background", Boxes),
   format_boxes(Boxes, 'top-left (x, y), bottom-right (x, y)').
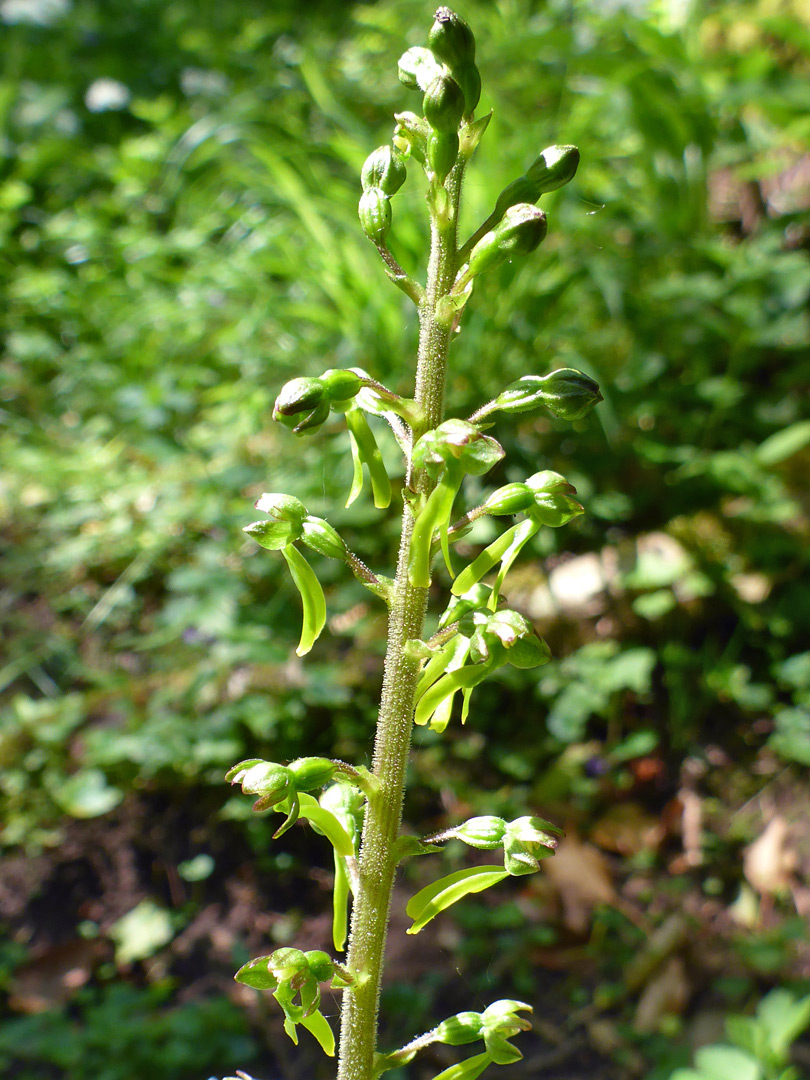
top-left (1, 0), bottom-right (809, 1077)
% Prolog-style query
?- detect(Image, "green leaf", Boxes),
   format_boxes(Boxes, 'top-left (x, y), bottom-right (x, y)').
top-left (52, 768), bottom-right (123, 819)
top-left (406, 865), bottom-right (509, 934)
top-left (298, 792), bottom-right (355, 856)
top-left (108, 900), bottom-right (173, 965)
top-left (754, 990), bottom-right (810, 1061)
top-left (756, 420), bottom-right (810, 466)
top-left (281, 544), bottom-right (327, 657)
top-left (430, 1051), bottom-right (492, 1080)
top-left (693, 1045), bottom-right (762, 1080)
top-left (300, 1009), bottom-right (336, 1057)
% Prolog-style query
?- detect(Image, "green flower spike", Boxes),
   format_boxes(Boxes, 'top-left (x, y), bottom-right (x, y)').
top-left (408, 420), bottom-right (504, 588)
top-left (451, 471), bottom-right (583, 606)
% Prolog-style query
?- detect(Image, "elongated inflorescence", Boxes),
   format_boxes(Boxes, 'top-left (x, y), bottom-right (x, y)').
top-left (227, 9), bottom-right (600, 1080)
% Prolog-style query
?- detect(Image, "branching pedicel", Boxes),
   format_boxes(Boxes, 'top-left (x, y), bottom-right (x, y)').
top-left (226, 10), bottom-right (601, 1080)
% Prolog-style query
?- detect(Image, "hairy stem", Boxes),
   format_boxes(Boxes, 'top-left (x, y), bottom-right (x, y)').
top-left (336, 160), bottom-right (465, 1080)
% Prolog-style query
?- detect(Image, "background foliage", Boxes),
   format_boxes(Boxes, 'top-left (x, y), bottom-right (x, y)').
top-left (1, 0), bottom-right (809, 1078)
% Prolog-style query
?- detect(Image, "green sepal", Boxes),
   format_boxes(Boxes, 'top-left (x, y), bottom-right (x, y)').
top-left (361, 146), bottom-right (407, 196)
top-left (406, 865), bottom-right (509, 934)
top-left (281, 544), bottom-right (327, 657)
top-left (344, 407), bottom-right (392, 509)
top-left (525, 143), bottom-right (580, 192)
top-left (359, 187), bottom-right (392, 244)
top-left (423, 73), bottom-right (465, 134)
top-left (234, 955), bottom-right (281, 991)
top-left (243, 518), bottom-right (300, 550)
top-left (430, 1052), bottom-right (492, 1080)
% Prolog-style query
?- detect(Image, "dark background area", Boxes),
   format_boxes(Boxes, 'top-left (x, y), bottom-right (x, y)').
top-left (1, 0), bottom-right (809, 1077)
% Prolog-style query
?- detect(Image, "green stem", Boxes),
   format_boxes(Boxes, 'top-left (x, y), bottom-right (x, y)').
top-left (336, 160), bottom-right (465, 1080)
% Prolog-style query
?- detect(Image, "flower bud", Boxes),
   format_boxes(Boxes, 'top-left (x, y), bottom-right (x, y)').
top-left (358, 187), bottom-right (392, 244)
top-left (423, 73), bottom-right (465, 133)
top-left (361, 146), bottom-right (407, 196)
top-left (482, 482), bottom-right (535, 516)
top-left (428, 8), bottom-right (476, 69)
top-left (320, 368), bottom-right (363, 403)
top-left (535, 367), bottom-right (603, 421)
top-left (427, 130), bottom-right (459, 183)
top-left (434, 1011), bottom-right (483, 1046)
top-left (525, 143), bottom-right (580, 192)
top-left (288, 756), bottom-right (336, 791)
top-left (301, 516), bottom-right (348, 560)
top-left (243, 518), bottom-right (301, 550)
top-left (455, 62), bottom-right (481, 115)
top-left (454, 815), bottom-right (507, 849)
top-left (398, 46), bottom-right (444, 92)
top-left (254, 493), bottom-right (308, 527)
top-left (468, 204), bottom-right (547, 277)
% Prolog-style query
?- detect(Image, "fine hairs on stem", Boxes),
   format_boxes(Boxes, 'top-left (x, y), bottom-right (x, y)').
top-left (226, 9), bottom-right (601, 1080)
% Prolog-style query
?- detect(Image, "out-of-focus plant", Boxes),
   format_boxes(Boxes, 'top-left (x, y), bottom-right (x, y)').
top-left (667, 988), bottom-right (810, 1080)
top-left (225, 9), bottom-right (600, 1080)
